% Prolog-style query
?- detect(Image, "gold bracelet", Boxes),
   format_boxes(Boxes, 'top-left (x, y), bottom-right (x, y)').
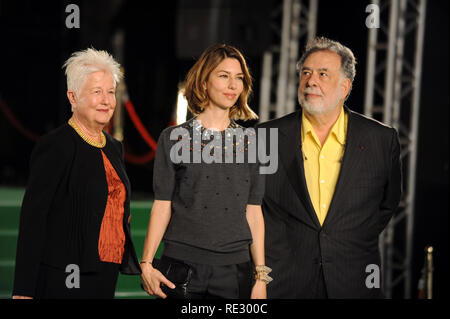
top-left (254, 272), bottom-right (273, 284)
top-left (254, 265), bottom-right (273, 284)
top-left (255, 265), bottom-right (272, 274)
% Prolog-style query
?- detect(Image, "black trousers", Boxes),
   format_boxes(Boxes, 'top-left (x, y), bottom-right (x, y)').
top-left (161, 255), bottom-right (253, 299)
top-left (34, 262), bottom-right (120, 299)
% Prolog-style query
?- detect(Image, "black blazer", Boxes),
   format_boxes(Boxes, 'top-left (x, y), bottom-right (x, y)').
top-left (257, 107), bottom-right (402, 298)
top-left (13, 123), bottom-right (141, 297)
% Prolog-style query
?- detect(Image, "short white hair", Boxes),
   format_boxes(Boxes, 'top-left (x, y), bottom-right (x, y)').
top-left (63, 48), bottom-right (123, 96)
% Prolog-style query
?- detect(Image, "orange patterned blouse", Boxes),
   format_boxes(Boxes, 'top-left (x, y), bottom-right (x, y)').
top-left (98, 151), bottom-right (126, 264)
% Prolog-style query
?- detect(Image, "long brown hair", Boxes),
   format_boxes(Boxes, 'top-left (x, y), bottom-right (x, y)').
top-left (184, 44), bottom-right (258, 121)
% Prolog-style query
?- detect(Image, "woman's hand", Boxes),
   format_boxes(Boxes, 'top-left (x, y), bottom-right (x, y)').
top-left (250, 280), bottom-right (267, 299)
top-left (12, 295), bottom-right (33, 299)
top-left (140, 262), bottom-right (175, 299)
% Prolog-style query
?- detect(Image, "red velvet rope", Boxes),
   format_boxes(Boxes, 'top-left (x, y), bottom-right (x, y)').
top-left (123, 100), bottom-right (158, 150)
top-left (122, 100), bottom-right (159, 164)
top-left (1, 96), bottom-right (167, 165)
top-left (124, 149), bottom-right (156, 165)
top-left (0, 99), bottom-right (40, 142)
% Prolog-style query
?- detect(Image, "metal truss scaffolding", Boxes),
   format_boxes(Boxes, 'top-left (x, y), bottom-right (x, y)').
top-left (258, 0), bottom-right (318, 122)
top-left (364, 0), bottom-right (427, 299)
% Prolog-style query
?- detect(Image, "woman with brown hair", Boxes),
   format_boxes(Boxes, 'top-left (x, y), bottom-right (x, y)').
top-left (140, 44), bottom-right (271, 299)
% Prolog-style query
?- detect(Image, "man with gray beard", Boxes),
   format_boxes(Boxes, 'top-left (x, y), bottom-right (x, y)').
top-left (257, 37), bottom-right (402, 298)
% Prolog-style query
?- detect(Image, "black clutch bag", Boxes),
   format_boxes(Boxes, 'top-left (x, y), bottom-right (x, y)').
top-left (141, 256), bottom-right (193, 298)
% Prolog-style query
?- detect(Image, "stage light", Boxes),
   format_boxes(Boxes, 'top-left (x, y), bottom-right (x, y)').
top-left (176, 86), bottom-right (188, 125)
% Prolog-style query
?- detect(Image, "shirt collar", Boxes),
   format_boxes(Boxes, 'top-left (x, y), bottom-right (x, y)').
top-left (330, 106), bottom-right (346, 146)
top-left (301, 106), bottom-right (346, 145)
top-left (301, 111), bottom-right (314, 144)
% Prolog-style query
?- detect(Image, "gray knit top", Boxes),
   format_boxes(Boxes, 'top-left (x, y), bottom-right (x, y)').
top-left (152, 117), bottom-right (265, 265)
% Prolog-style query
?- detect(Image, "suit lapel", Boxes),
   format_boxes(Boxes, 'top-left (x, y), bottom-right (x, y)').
top-left (278, 111), bottom-right (321, 229)
top-left (322, 108), bottom-right (365, 227)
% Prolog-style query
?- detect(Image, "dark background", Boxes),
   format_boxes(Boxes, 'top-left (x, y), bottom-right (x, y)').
top-left (0, 0), bottom-right (447, 299)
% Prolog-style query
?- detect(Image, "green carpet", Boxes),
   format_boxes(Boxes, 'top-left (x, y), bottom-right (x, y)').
top-left (0, 187), bottom-right (160, 299)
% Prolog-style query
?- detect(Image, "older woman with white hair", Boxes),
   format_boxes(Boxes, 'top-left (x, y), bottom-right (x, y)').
top-left (12, 48), bottom-right (141, 299)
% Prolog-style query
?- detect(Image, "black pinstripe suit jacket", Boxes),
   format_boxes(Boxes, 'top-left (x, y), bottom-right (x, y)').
top-left (257, 107), bottom-right (402, 298)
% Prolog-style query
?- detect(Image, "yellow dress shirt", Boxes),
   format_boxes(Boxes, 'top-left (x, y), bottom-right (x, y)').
top-left (301, 107), bottom-right (348, 226)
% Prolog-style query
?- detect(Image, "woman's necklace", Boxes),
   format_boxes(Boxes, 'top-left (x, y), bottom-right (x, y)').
top-left (68, 117), bottom-right (106, 148)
